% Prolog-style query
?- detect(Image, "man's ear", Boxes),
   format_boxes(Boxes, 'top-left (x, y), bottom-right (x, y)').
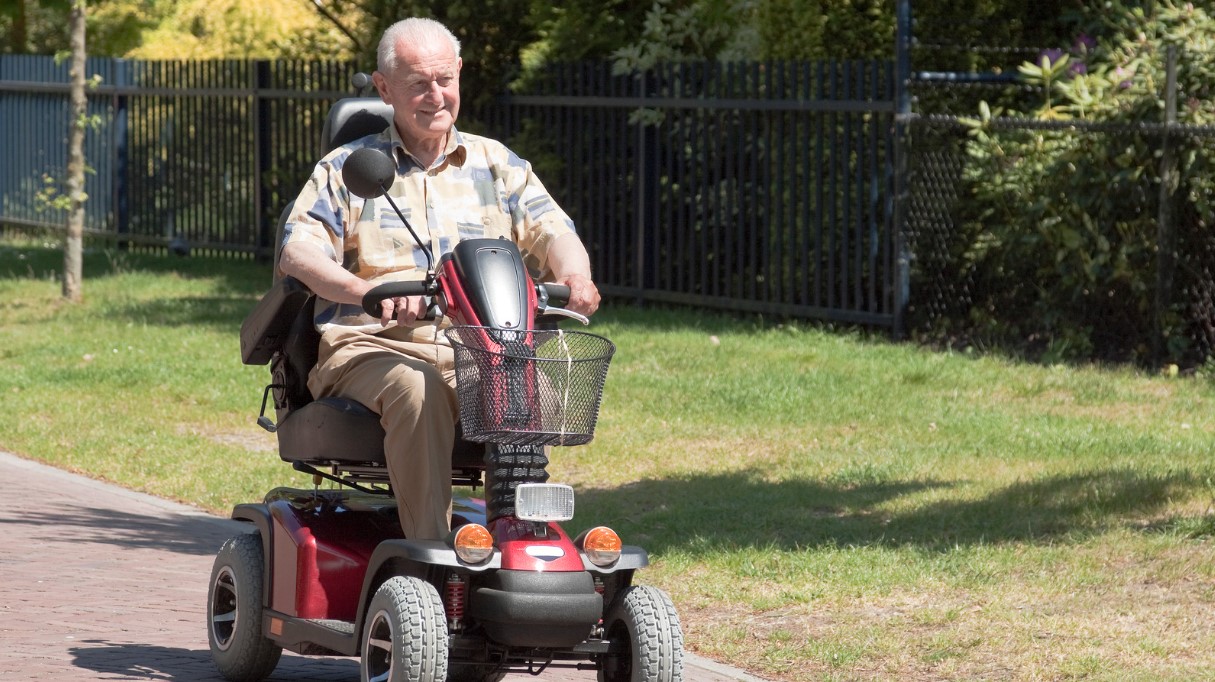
top-left (457, 58), bottom-right (463, 75)
top-left (371, 71), bottom-right (390, 103)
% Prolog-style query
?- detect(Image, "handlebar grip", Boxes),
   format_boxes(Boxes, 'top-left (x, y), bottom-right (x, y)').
top-left (362, 281), bottom-right (432, 317)
top-left (541, 283), bottom-right (571, 307)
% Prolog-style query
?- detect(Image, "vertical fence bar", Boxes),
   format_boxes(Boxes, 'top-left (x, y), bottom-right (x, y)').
top-left (852, 60), bottom-right (865, 311)
top-left (828, 60), bottom-right (840, 310)
top-left (112, 59), bottom-right (130, 246)
top-left (844, 61), bottom-right (855, 309)
top-left (708, 62), bottom-right (722, 298)
top-left (814, 61), bottom-right (826, 309)
top-left (866, 60), bottom-right (881, 313)
top-left (746, 64), bottom-right (754, 301)
top-left (1153, 45), bottom-right (1180, 365)
top-left (724, 62), bottom-right (738, 298)
top-left (772, 60), bottom-right (786, 305)
top-left (633, 69), bottom-right (647, 301)
top-left (892, 0), bottom-right (913, 338)
top-left (254, 60), bottom-right (272, 258)
top-left (800, 61), bottom-right (812, 307)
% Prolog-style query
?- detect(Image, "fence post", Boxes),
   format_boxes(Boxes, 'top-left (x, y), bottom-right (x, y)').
top-left (0, 57), bottom-right (8, 228)
top-left (891, 0), bottom-right (913, 339)
top-left (111, 58), bottom-right (130, 247)
top-left (1154, 45), bottom-right (1179, 365)
top-left (253, 60), bottom-right (273, 260)
top-left (634, 69), bottom-right (650, 303)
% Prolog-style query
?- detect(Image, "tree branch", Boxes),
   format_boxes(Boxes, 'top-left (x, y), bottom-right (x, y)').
top-left (304, 0), bottom-right (363, 52)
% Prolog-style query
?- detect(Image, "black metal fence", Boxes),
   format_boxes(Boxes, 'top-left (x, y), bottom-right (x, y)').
top-left (5, 50), bottom-right (1211, 364)
top-left (0, 54), bottom-right (900, 329)
top-left (0, 57), bottom-right (357, 256)
top-left (479, 60), bottom-right (898, 326)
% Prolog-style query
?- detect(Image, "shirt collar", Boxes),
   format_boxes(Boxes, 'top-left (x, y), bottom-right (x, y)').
top-left (388, 125), bottom-right (468, 171)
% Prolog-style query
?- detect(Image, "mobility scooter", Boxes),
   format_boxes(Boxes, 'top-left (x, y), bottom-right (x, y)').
top-left (207, 92), bottom-right (684, 682)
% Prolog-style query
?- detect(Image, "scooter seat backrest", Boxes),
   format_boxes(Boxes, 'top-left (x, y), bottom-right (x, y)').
top-left (320, 98), bottom-right (393, 154)
top-left (279, 295), bottom-right (320, 411)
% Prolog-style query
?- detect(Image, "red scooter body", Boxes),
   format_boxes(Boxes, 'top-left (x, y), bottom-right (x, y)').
top-left (263, 492), bottom-right (585, 624)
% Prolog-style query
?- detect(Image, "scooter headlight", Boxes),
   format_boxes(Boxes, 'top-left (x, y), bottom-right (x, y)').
top-left (452, 523), bottom-right (494, 564)
top-left (515, 483), bottom-right (575, 522)
top-left (579, 526), bottom-right (622, 567)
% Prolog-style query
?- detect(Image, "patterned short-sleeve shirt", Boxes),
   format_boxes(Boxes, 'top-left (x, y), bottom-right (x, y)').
top-left (282, 124), bottom-right (577, 336)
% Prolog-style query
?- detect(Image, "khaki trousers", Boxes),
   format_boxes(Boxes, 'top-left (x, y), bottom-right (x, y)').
top-left (307, 326), bottom-right (458, 540)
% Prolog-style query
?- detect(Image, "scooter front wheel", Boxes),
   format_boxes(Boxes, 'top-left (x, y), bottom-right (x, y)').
top-left (599, 585), bottom-right (685, 682)
top-left (207, 532), bottom-right (283, 682)
top-left (362, 576), bottom-right (449, 682)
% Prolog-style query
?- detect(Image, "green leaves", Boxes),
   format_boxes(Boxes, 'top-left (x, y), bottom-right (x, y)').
top-left (955, 1), bottom-right (1215, 364)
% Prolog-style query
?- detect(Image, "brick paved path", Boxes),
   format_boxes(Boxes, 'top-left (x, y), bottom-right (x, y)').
top-left (0, 451), bottom-right (761, 682)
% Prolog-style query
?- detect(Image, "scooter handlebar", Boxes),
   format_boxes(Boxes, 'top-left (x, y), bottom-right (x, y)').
top-left (361, 281), bottom-right (432, 317)
top-left (539, 283), bottom-right (570, 307)
top-left (362, 279), bottom-right (574, 323)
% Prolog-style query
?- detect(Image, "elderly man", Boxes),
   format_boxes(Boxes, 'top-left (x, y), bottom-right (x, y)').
top-left (279, 17), bottom-right (600, 540)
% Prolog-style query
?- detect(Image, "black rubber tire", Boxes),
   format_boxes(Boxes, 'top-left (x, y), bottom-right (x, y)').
top-left (207, 532), bottom-right (283, 682)
top-left (598, 585), bottom-right (685, 682)
top-left (362, 576), bottom-right (449, 682)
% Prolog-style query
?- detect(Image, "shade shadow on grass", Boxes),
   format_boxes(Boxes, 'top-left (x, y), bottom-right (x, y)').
top-left (97, 296), bottom-right (263, 329)
top-left (0, 242), bottom-right (268, 296)
top-left (573, 467), bottom-right (1202, 554)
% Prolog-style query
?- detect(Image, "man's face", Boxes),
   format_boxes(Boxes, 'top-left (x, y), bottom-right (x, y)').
top-left (373, 38), bottom-right (462, 149)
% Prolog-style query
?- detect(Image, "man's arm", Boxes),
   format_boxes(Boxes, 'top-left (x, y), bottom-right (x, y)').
top-left (545, 232), bottom-right (601, 317)
top-left (280, 241), bottom-right (427, 326)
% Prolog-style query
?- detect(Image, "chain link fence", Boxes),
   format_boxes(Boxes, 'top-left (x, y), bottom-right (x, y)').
top-left (903, 47), bottom-right (1215, 368)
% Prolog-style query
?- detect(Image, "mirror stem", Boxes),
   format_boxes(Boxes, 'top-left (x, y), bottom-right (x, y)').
top-left (380, 186), bottom-right (434, 274)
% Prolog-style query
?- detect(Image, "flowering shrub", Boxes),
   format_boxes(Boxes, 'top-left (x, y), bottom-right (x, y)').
top-left (957, 1), bottom-right (1215, 364)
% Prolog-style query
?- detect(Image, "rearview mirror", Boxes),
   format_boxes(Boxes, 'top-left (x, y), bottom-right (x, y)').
top-left (342, 148), bottom-right (396, 200)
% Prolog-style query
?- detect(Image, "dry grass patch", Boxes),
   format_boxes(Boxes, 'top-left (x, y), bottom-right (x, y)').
top-left (655, 537), bottom-right (1215, 681)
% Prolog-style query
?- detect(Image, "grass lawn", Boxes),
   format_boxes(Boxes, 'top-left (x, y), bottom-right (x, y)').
top-left (3, 236), bottom-right (1215, 680)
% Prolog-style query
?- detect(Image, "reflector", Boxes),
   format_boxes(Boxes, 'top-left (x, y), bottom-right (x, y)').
top-left (582, 526), bottom-right (622, 567)
top-left (453, 524), bottom-right (494, 564)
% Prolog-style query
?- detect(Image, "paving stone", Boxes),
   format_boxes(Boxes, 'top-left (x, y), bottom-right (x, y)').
top-left (0, 451), bottom-right (761, 682)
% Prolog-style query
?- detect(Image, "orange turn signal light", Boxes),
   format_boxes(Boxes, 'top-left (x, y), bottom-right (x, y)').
top-left (453, 524), bottom-right (494, 564)
top-left (581, 526), bottom-right (622, 567)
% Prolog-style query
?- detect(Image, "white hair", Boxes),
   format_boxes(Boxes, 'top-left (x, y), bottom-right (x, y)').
top-left (377, 18), bottom-right (462, 74)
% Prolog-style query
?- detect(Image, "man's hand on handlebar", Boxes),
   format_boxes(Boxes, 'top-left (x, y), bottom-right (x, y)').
top-left (376, 295), bottom-right (429, 327)
top-left (558, 273), bottom-right (601, 318)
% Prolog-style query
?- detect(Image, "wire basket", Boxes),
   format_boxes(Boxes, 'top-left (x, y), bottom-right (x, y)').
top-left (445, 326), bottom-right (616, 447)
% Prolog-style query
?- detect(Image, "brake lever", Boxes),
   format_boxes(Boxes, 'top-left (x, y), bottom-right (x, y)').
top-left (535, 282), bottom-right (589, 325)
top-left (539, 306), bottom-right (590, 326)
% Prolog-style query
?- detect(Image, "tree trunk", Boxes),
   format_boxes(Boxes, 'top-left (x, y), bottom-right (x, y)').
top-left (63, 0), bottom-right (87, 303)
top-left (11, 0), bottom-right (28, 54)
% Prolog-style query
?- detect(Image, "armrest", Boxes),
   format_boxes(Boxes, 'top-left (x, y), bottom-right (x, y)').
top-left (239, 276), bottom-right (313, 365)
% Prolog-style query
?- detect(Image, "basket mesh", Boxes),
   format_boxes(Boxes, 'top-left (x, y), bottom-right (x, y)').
top-left (445, 326), bottom-right (616, 447)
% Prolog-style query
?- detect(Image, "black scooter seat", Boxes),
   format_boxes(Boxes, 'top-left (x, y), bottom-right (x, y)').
top-left (277, 397), bottom-right (386, 465)
top-left (276, 396), bottom-right (485, 469)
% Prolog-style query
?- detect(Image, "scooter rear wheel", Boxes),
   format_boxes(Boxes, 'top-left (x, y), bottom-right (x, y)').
top-left (362, 576), bottom-right (449, 682)
top-left (207, 532), bottom-right (283, 682)
top-left (598, 585), bottom-right (684, 682)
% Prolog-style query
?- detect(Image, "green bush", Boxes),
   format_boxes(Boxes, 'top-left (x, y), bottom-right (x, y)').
top-left (957, 1), bottom-right (1215, 364)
